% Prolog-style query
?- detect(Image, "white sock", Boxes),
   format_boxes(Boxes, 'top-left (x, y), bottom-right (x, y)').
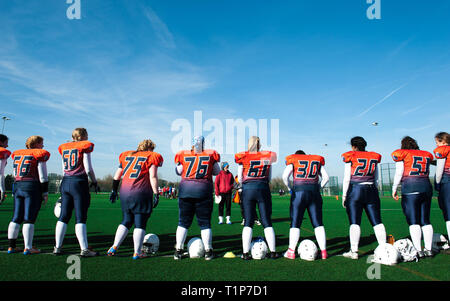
top-left (133, 228), bottom-right (146, 254)
top-left (242, 226), bottom-right (253, 253)
top-left (8, 222), bottom-right (20, 239)
top-left (264, 227), bottom-right (276, 252)
top-left (113, 224), bottom-right (129, 248)
top-left (373, 223), bottom-right (387, 245)
top-left (201, 228), bottom-right (213, 251)
top-left (289, 228), bottom-right (300, 250)
top-left (422, 224), bottom-right (433, 251)
top-left (314, 226), bottom-right (327, 251)
top-left (226, 216), bottom-right (231, 222)
top-left (350, 224), bottom-right (361, 252)
top-left (55, 221), bottom-right (67, 248)
top-left (22, 223), bottom-right (34, 250)
top-left (409, 224), bottom-right (422, 251)
top-left (446, 221), bottom-right (450, 240)
top-left (75, 223), bottom-right (88, 250)
top-left (175, 226), bottom-right (188, 250)
top-left (218, 216), bottom-right (223, 223)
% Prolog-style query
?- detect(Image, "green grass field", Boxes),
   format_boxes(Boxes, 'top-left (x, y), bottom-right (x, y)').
top-left (0, 193), bottom-right (449, 281)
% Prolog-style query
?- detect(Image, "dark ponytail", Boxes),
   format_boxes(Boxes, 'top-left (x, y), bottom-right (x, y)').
top-left (401, 136), bottom-right (419, 150)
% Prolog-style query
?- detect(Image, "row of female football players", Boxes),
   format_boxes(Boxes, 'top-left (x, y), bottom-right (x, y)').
top-left (0, 128), bottom-right (448, 260)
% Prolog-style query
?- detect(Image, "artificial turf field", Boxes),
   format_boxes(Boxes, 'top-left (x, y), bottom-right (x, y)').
top-left (0, 193), bottom-right (449, 282)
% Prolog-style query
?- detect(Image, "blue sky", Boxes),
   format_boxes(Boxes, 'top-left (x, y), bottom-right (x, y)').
top-left (1, 0), bottom-right (449, 182)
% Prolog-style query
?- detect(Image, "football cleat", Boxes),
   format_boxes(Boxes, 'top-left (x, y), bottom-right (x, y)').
top-left (241, 252), bottom-right (252, 260)
top-left (174, 249), bottom-right (183, 260)
top-left (321, 250), bottom-right (328, 260)
top-left (284, 248), bottom-right (296, 260)
top-left (53, 246), bottom-right (63, 256)
top-left (107, 246), bottom-right (118, 256)
top-left (267, 251), bottom-right (280, 259)
top-left (23, 248), bottom-right (40, 255)
top-left (417, 251), bottom-right (425, 258)
top-left (205, 249), bottom-right (215, 261)
top-left (342, 250), bottom-right (359, 260)
top-left (132, 253), bottom-right (148, 260)
top-left (7, 247), bottom-right (20, 254)
top-left (80, 249), bottom-right (99, 257)
top-left (241, 219), bottom-right (245, 226)
top-left (423, 249), bottom-right (435, 258)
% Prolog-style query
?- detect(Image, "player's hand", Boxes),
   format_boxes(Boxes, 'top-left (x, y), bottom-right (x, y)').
top-left (90, 182), bottom-right (100, 194)
top-left (109, 191), bottom-right (118, 203)
top-left (0, 191), bottom-right (5, 204)
top-left (434, 181), bottom-right (441, 192)
top-left (42, 194), bottom-right (48, 206)
top-left (342, 195), bottom-right (346, 208)
top-left (153, 194), bottom-right (159, 209)
top-left (392, 191), bottom-right (399, 201)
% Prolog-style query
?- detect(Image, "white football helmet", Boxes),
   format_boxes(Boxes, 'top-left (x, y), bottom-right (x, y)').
top-left (54, 197), bottom-right (62, 218)
top-left (297, 239), bottom-right (318, 261)
top-left (432, 233), bottom-right (449, 253)
top-left (187, 237), bottom-right (205, 258)
top-left (251, 237), bottom-right (268, 260)
top-left (142, 233), bottom-right (159, 255)
top-left (372, 243), bottom-right (401, 266)
top-left (393, 238), bottom-right (418, 262)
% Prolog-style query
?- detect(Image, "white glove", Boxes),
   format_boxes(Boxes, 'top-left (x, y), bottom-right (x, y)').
top-left (214, 195), bottom-right (222, 204)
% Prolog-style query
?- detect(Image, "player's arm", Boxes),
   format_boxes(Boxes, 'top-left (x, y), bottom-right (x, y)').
top-left (435, 158), bottom-right (445, 190)
top-left (373, 165), bottom-right (379, 186)
top-left (320, 166), bottom-right (329, 188)
top-left (37, 161), bottom-right (49, 205)
top-left (392, 162), bottom-right (404, 200)
top-left (0, 159), bottom-right (7, 203)
top-left (237, 164), bottom-right (243, 191)
top-left (342, 163), bottom-right (351, 208)
top-left (150, 165), bottom-right (160, 208)
top-left (83, 153), bottom-right (98, 191)
top-left (109, 168), bottom-right (123, 203)
top-left (282, 165), bottom-right (293, 191)
top-left (212, 162), bottom-right (220, 176)
top-left (175, 164), bottom-right (183, 176)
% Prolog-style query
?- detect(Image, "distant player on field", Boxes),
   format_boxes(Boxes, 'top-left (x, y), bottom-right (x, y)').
top-left (0, 134), bottom-right (11, 205)
top-left (173, 136), bottom-right (221, 260)
top-left (341, 136), bottom-right (387, 260)
top-left (282, 149), bottom-right (329, 260)
top-left (108, 139), bottom-right (163, 259)
top-left (54, 128), bottom-right (99, 257)
top-left (235, 136), bottom-right (278, 260)
top-left (433, 132), bottom-right (450, 253)
top-left (8, 136), bottom-right (50, 255)
top-left (392, 136), bottom-right (434, 258)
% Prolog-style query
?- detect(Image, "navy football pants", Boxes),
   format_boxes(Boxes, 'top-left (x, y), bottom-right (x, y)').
top-left (178, 197), bottom-right (213, 230)
top-left (401, 192), bottom-right (432, 226)
top-left (438, 181), bottom-right (450, 222)
top-left (345, 184), bottom-right (382, 226)
top-left (290, 189), bottom-right (323, 228)
top-left (59, 176), bottom-right (90, 224)
top-left (12, 181), bottom-right (42, 224)
top-left (242, 187), bottom-right (272, 228)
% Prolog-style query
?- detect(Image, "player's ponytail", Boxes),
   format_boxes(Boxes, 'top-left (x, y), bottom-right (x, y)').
top-left (350, 136), bottom-right (367, 151)
top-left (72, 128), bottom-right (88, 141)
top-left (295, 150), bottom-right (306, 155)
top-left (435, 132), bottom-right (450, 145)
top-left (248, 136), bottom-right (260, 152)
top-left (25, 135), bottom-right (43, 149)
top-left (401, 136), bottom-right (419, 150)
top-left (0, 134), bottom-right (8, 145)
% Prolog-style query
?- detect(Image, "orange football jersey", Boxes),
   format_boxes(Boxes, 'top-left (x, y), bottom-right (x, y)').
top-left (11, 149), bottom-right (50, 181)
top-left (341, 151), bottom-right (381, 183)
top-left (434, 145), bottom-right (450, 177)
top-left (0, 147), bottom-right (11, 160)
top-left (391, 149), bottom-right (433, 179)
top-left (119, 150), bottom-right (163, 195)
top-left (285, 154), bottom-right (325, 185)
top-left (174, 149), bottom-right (220, 181)
top-left (235, 151), bottom-right (277, 184)
top-left (58, 141), bottom-right (94, 177)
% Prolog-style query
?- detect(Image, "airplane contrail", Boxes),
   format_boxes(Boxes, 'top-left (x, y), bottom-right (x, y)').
top-left (357, 83), bottom-right (407, 118)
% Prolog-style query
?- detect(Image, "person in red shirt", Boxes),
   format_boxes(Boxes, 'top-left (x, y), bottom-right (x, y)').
top-left (8, 135), bottom-right (50, 255)
top-left (392, 136), bottom-right (434, 258)
top-left (214, 162), bottom-right (234, 225)
top-left (108, 139), bottom-right (163, 259)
